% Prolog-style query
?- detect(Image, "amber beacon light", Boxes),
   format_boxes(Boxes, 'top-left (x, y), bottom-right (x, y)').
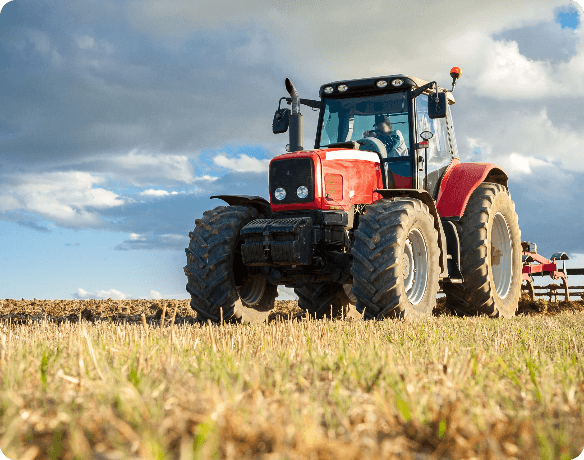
top-left (450, 66), bottom-right (462, 90)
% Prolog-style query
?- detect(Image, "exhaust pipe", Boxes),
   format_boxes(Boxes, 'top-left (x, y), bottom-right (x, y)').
top-left (285, 78), bottom-right (303, 151)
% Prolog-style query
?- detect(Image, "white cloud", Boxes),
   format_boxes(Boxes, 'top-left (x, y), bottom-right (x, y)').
top-left (141, 189), bottom-right (170, 197)
top-left (461, 109), bottom-right (584, 173)
top-left (110, 150), bottom-right (195, 186)
top-left (74, 288), bottom-right (131, 300)
top-left (194, 175), bottom-right (218, 182)
top-left (115, 232), bottom-right (187, 250)
top-left (277, 286), bottom-right (298, 301)
top-left (0, 171), bottom-right (123, 227)
top-left (149, 290), bottom-right (163, 299)
top-left (213, 154), bottom-right (270, 173)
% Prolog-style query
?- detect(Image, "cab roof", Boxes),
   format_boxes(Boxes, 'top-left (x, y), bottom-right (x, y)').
top-left (319, 74), bottom-right (455, 105)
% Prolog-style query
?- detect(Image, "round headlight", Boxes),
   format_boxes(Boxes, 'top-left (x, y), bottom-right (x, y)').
top-left (376, 80), bottom-right (388, 88)
top-left (297, 186), bottom-right (308, 199)
top-left (274, 188), bottom-right (286, 201)
top-left (391, 78), bottom-right (404, 87)
top-left (337, 84), bottom-right (348, 92)
top-left (323, 86), bottom-right (334, 94)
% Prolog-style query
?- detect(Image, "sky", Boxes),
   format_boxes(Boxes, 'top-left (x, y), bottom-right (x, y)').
top-left (0, 0), bottom-right (583, 301)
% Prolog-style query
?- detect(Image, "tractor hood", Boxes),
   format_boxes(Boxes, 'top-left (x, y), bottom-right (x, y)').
top-left (269, 149), bottom-right (385, 213)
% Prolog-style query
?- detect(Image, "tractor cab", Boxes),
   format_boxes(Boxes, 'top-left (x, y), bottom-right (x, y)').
top-left (276, 74), bottom-right (460, 199)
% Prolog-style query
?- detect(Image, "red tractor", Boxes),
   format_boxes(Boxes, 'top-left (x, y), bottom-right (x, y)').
top-left (185, 68), bottom-right (523, 321)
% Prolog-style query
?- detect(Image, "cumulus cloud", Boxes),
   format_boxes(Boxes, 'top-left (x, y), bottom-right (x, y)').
top-left (1, 0), bottom-right (583, 259)
top-left (74, 288), bottom-right (132, 300)
top-left (0, 171), bottom-right (123, 227)
top-left (213, 154), bottom-right (270, 173)
top-left (110, 151), bottom-right (195, 186)
top-left (461, 108), bottom-right (584, 173)
top-left (149, 290), bottom-right (163, 299)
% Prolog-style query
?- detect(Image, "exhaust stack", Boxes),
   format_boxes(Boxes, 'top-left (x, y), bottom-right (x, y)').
top-left (285, 78), bottom-right (303, 151)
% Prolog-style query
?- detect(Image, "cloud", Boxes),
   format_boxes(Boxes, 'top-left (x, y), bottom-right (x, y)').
top-left (74, 288), bottom-right (132, 300)
top-left (141, 189), bottom-right (170, 197)
top-left (214, 154), bottom-right (270, 173)
top-left (0, 171), bottom-right (123, 228)
top-left (194, 175), bottom-right (218, 182)
top-left (149, 290), bottom-right (162, 299)
top-left (109, 151), bottom-right (195, 186)
top-left (1, 0), bottom-right (583, 262)
top-left (115, 232), bottom-right (188, 251)
top-left (277, 286), bottom-right (298, 301)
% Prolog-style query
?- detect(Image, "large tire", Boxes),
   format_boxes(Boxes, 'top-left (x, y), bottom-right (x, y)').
top-left (184, 205), bottom-right (277, 323)
top-left (443, 183), bottom-right (521, 317)
top-left (294, 282), bottom-right (349, 319)
top-left (351, 198), bottom-right (440, 319)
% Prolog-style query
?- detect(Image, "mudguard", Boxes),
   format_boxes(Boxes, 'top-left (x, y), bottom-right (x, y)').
top-left (210, 195), bottom-right (271, 217)
top-left (436, 160), bottom-right (508, 218)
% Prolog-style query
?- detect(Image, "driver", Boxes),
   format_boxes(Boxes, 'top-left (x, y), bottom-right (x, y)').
top-left (364, 115), bottom-right (408, 157)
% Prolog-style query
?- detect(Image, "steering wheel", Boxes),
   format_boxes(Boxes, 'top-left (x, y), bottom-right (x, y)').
top-left (356, 137), bottom-right (387, 158)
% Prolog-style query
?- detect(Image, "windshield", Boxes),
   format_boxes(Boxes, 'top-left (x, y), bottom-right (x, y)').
top-left (319, 92), bottom-right (410, 157)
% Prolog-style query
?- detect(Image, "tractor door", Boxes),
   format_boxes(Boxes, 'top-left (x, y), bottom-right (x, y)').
top-left (415, 97), bottom-right (458, 198)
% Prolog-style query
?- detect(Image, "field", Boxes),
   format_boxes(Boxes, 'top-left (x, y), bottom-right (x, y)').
top-left (0, 298), bottom-right (583, 460)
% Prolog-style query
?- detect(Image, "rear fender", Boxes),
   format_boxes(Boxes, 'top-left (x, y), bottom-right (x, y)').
top-left (211, 195), bottom-right (271, 217)
top-left (374, 189), bottom-right (447, 276)
top-left (436, 161), bottom-right (508, 218)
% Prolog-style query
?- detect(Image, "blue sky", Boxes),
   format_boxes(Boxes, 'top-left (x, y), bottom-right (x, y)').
top-left (0, 0), bottom-right (583, 300)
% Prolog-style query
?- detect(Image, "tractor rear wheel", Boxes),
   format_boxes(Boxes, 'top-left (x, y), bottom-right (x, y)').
top-left (294, 282), bottom-right (350, 319)
top-left (184, 205), bottom-right (277, 323)
top-left (351, 198), bottom-right (440, 319)
top-left (443, 183), bottom-right (521, 317)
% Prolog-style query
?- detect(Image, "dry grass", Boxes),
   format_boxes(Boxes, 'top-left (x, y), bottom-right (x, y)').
top-left (0, 299), bottom-right (583, 460)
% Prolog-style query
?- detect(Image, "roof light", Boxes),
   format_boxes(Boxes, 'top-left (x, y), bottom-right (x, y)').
top-left (337, 84), bottom-right (348, 92)
top-left (274, 188), bottom-right (286, 201)
top-left (323, 86), bottom-right (334, 94)
top-left (376, 80), bottom-right (388, 88)
top-left (391, 79), bottom-right (404, 87)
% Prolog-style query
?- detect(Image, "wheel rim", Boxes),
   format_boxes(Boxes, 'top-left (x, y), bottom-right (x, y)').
top-left (237, 274), bottom-right (267, 305)
top-left (491, 212), bottom-right (513, 299)
top-left (403, 229), bottom-right (428, 305)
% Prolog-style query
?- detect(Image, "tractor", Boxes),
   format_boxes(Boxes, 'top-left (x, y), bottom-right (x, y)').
top-left (184, 68), bottom-right (523, 322)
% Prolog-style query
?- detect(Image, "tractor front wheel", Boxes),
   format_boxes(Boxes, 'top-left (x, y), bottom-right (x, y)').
top-left (443, 183), bottom-right (521, 317)
top-left (350, 198), bottom-right (440, 319)
top-left (184, 205), bottom-right (277, 323)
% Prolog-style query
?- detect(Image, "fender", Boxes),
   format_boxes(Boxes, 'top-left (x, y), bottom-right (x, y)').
top-left (436, 159), bottom-right (508, 218)
top-left (374, 189), bottom-right (447, 277)
top-left (210, 195), bottom-right (271, 217)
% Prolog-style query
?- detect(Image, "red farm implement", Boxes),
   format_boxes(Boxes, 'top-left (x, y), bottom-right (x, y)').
top-left (521, 241), bottom-right (584, 301)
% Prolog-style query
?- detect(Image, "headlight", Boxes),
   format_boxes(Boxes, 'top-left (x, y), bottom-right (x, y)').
top-left (337, 84), bottom-right (348, 92)
top-left (391, 78), bottom-right (404, 87)
top-left (297, 186), bottom-right (308, 199)
top-left (274, 187), bottom-right (286, 201)
top-left (376, 80), bottom-right (388, 88)
top-left (323, 86), bottom-right (334, 94)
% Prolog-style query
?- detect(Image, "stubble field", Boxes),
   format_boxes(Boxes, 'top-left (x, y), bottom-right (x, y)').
top-left (0, 298), bottom-right (583, 460)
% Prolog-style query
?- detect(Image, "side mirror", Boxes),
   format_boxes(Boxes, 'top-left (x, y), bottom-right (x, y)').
top-left (428, 92), bottom-right (448, 119)
top-left (272, 108), bottom-right (290, 134)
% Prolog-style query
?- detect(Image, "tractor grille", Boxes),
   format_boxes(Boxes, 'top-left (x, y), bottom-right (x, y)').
top-left (270, 158), bottom-right (314, 204)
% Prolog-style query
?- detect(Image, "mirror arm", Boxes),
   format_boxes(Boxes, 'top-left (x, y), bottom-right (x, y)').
top-left (412, 81), bottom-right (436, 98)
top-left (284, 97), bottom-right (321, 110)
